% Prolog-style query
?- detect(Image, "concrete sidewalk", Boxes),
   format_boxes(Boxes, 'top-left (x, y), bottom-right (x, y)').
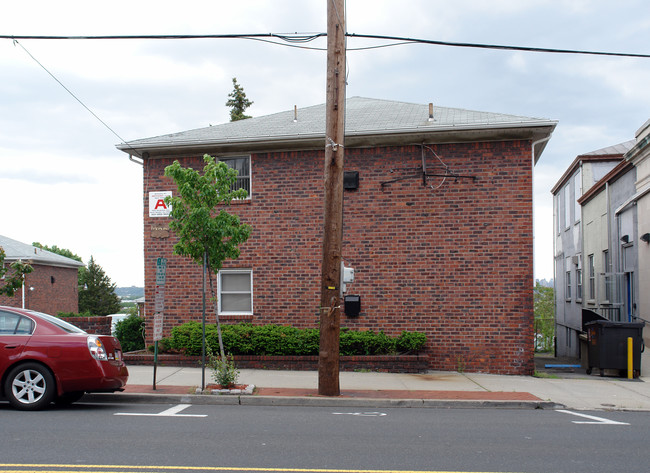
top-left (82, 352), bottom-right (650, 411)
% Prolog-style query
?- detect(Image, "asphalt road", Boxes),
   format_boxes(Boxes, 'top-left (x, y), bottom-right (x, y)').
top-left (0, 402), bottom-right (648, 473)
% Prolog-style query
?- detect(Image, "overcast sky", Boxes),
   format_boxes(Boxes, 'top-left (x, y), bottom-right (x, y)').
top-left (2, 0), bottom-right (649, 288)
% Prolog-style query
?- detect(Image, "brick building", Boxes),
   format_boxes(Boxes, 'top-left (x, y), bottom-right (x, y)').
top-left (0, 235), bottom-right (84, 314)
top-left (119, 97), bottom-right (556, 375)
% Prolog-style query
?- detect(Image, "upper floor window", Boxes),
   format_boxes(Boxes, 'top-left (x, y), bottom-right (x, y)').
top-left (573, 169), bottom-right (582, 224)
top-left (563, 184), bottom-right (571, 230)
top-left (588, 254), bottom-right (595, 300)
top-left (219, 156), bottom-right (251, 197)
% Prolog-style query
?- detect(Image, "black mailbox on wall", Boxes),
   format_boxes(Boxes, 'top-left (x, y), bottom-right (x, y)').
top-left (344, 171), bottom-right (359, 190)
top-left (344, 295), bottom-right (361, 317)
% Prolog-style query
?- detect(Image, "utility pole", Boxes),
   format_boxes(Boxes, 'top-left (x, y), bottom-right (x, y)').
top-left (318, 0), bottom-right (346, 396)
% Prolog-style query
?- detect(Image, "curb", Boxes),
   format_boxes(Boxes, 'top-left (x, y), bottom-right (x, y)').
top-left (80, 392), bottom-right (563, 410)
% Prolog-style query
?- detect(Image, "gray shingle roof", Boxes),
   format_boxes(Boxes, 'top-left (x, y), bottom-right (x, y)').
top-left (581, 139), bottom-right (635, 157)
top-left (118, 97), bottom-right (556, 152)
top-left (0, 235), bottom-right (84, 269)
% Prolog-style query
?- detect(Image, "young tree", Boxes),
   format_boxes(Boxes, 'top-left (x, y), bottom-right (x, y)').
top-left (226, 77), bottom-right (253, 122)
top-left (164, 154), bottom-right (251, 361)
top-left (78, 256), bottom-right (122, 316)
top-left (0, 246), bottom-right (33, 297)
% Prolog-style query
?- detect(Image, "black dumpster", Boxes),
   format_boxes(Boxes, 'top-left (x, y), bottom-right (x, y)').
top-left (585, 320), bottom-right (644, 378)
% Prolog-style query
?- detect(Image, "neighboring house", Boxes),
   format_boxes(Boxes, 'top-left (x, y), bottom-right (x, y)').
top-left (0, 235), bottom-right (84, 314)
top-left (624, 119), bottom-right (650, 348)
top-left (551, 139), bottom-right (638, 358)
top-left (118, 97), bottom-right (557, 375)
top-left (579, 161), bottom-right (637, 321)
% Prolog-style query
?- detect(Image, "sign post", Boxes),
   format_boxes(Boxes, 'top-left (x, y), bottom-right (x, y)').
top-left (153, 257), bottom-right (167, 390)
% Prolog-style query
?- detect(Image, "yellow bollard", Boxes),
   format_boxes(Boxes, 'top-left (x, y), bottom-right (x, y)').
top-left (628, 336), bottom-right (634, 379)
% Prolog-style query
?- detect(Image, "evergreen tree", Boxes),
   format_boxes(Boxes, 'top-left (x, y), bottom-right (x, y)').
top-left (226, 77), bottom-right (253, 122)
top-left (78, 256), bottom-right (121, 316)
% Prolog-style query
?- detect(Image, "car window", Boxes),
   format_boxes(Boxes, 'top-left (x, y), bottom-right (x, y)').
top-left (22, 309), bottom-right (87, 334)
top-left (0, 311), bottom-right (35, 335)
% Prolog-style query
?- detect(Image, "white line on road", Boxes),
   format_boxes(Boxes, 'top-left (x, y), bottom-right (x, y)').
top-left (556, 409), bottom-right (629, 425)
top-left (115, 403), bottom-right (207, 417)
top-left (332, 412), bottom-right (387, 417)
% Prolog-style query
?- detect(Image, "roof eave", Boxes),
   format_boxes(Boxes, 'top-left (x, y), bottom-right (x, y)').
top-left (118, 121), bottom-right (557, 158)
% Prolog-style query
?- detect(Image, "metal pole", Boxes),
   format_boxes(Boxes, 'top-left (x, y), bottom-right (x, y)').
top-left (202, 251), bottom-right (207, 391)
top-left (627, 336), bottom-right (633, 379)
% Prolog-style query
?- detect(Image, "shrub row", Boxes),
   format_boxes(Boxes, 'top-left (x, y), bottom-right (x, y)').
top-left (166, 322), bottom-right (426, 357)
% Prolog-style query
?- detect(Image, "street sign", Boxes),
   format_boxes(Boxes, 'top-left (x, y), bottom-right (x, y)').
top-left (153, 311), bottom-right (164, 342)
top-left (156, 257), bottom-right (168, 286)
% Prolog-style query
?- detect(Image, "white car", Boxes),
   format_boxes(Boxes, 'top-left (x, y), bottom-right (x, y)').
top-left (106, 314), bottom-right (129, 335)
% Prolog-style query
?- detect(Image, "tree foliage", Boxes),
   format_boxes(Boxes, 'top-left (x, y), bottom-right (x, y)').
top-left (78, 256), bottom-right (121, 316)
top-left (534, 282), bottom-right (555, 352)
top-left (32, 242), bottom-right (83, 262)
top-left (225, 77), bottom-right (253, 122)
top-left (164, 154), bottom-right (251, 358)
top-left (0, 246), bottom-right (33, 297)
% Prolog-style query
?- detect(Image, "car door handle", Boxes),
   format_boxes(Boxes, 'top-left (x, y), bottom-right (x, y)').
top-left (4, 345), bottom-right (21, 349)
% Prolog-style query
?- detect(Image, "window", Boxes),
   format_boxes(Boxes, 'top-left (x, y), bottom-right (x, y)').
top-left (603, 250), bottom-right (612, 302)
top-left (588, 254), bottom-right (595, 300)
top-left (574, 170), bottom-right (582, 224)
top-left (0, 311), bottom-right (35, 335)
top-left (219, 156), bottom-right (251, 197)
top-left (565, 271), bottom-right (572, 301)
top-left (218, 269), bottom-right (253, 314)
top-left (563, 184), bottom-right (571, 229)
top-left (576, 268), bottom-right (583, 301)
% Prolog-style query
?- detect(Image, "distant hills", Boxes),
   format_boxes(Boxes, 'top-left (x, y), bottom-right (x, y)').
top-left (116, 286), bottom-right (144, 299)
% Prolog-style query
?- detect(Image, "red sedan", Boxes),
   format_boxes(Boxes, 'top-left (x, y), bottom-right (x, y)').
top-left (0, 305), bottom-right (128, 410)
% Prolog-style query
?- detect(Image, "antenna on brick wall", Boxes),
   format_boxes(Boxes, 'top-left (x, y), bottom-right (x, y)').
top-left (380, 144), bottom-right (477, 190)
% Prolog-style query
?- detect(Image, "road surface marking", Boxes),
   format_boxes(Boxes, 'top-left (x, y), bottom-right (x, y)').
top-left (332, 412), bottom-right (387, 417)
top-left (114, 404), bottom-right (207, 417)
top-left (0, 464), bottom-right (503, 473)
top-left (556, 409), bottom-right (629, 425)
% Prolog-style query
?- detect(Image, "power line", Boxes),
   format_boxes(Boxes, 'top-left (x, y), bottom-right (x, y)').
top-left (346, 33), bottom-right (650, 59)
top-left (3, 32), bottom-right (650, 58)
top-left (12, 40), bottom-right (142, 157)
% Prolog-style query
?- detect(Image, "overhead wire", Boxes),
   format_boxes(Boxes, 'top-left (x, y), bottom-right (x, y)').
top-left (12, 39), bottom-right (142, 158)
top-left (6, 30), bottom-right (649, 161)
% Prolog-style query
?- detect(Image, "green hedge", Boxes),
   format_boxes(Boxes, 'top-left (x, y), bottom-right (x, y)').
top-left (167, 322), bottom-right (426, 357)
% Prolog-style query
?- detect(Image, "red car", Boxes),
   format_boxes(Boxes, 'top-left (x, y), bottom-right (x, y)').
top-left (0, 306), bottom-right (128, 410)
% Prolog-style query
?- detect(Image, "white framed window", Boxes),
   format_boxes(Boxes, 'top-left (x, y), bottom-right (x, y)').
top-left (565, 271), bottom-right (572, 301)
top-left (573, 169), bottom-right (582, 224)
top-left (218, 269), bottom-right (253, 315)
top-left (219, 156), bottom-right (251, 197)
top-left (563, 184), bottom-right (571, 230)
top-left (588, 254), bottom-right (595, 300)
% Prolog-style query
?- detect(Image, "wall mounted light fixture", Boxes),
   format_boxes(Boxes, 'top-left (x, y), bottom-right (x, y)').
top-left (641, 233), bottom-right (650, 244)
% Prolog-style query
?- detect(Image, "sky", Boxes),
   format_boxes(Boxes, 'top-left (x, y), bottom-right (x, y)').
top-left (1, 0), bottom-right (649, 288)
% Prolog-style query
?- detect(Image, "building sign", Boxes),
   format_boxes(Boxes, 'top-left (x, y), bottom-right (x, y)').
top-left (149, 191), bottom-right (172, 217)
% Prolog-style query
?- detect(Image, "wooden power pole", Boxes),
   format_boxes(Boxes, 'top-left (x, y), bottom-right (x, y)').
top-left (318, 0), bottom-right (346, 396)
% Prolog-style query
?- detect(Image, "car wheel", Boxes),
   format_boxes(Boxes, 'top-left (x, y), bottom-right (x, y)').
top-left (55, 391), bottom-right (85, 406)
top-left (3, 363), bottom-right (56, 410)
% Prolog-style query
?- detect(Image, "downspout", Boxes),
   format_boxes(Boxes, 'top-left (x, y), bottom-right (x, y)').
top-left (129, 154), bottom-right (144, 166)
top-left (531, 134), bottom-right (552, 284)
top-left (531, 134), bottom-right (553, 353)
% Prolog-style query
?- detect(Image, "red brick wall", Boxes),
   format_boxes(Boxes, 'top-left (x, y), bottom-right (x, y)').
top-left (0, 264), bottom-right (80, 314)
top-left (143, 141), bottom-right (534, 375)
